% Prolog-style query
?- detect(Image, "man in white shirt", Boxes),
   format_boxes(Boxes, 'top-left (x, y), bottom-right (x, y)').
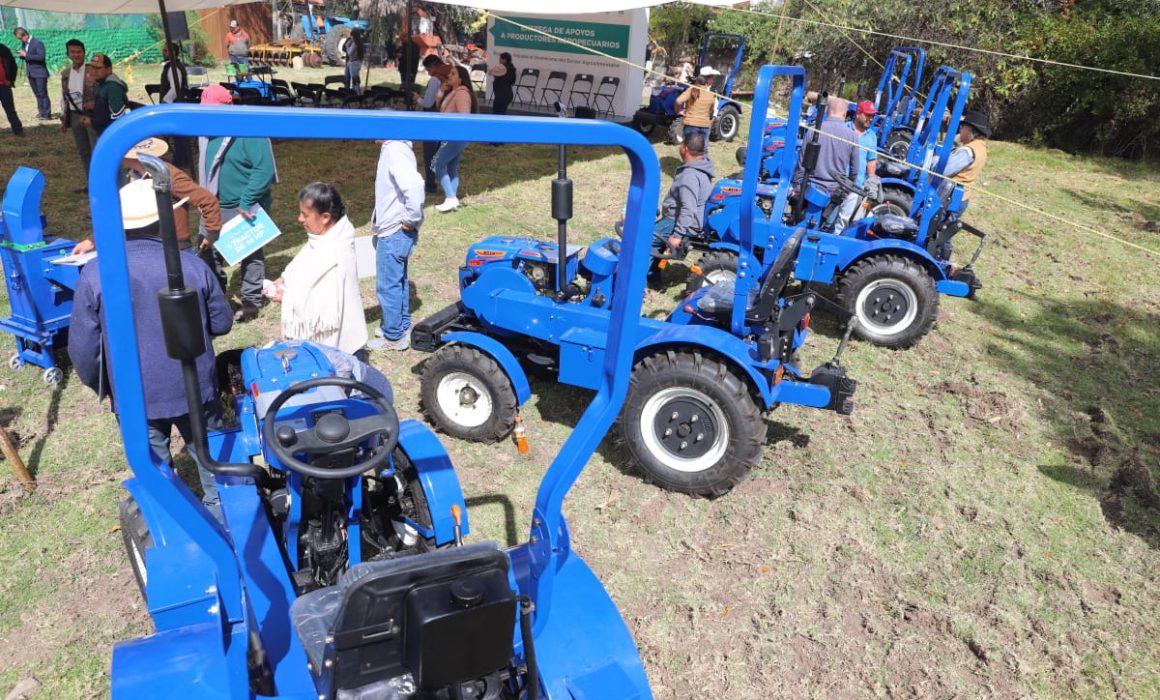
top-left (368, 138), bottom-right (426, 351)
top-left (59, 38), bottom-right (97, 185)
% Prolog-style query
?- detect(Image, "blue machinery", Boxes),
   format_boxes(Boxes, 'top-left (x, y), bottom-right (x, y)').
top-left (97, 106), bottom-right (660, 699)
top-left (414, 65), bottom-right (856, 499)
top-left (0, 167), bottom-right (79, 384)
top-left (698, 63), bottom-right (986, 348)
top-left (632, 32), bottom-right (747, 144)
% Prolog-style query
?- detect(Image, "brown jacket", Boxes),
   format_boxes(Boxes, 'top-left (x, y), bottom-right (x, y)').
top-left (168, 163), bottom-right (222, 242)
top-left (951, 139), bottom-right (988, 201)
top-left (677, 86), bottom-right (714, 128)
top-left (59, 64), bottom-right (97, 126)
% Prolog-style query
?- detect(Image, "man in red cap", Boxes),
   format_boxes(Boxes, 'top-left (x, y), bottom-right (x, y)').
top-left (834, 99), bottom-right (880, 230)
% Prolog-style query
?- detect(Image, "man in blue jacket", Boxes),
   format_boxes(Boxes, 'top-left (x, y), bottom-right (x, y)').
top-left (69, 179), bottom-right (233, 517)
top-left (13, 27), bottom-right (50, 119)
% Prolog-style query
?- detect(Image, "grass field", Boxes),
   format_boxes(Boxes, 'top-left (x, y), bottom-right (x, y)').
top-left (1, 63), bottom-right (1159, 699)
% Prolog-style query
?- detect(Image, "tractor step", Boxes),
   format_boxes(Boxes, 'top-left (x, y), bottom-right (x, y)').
top-left (412, 302), bottom-right (469, 353)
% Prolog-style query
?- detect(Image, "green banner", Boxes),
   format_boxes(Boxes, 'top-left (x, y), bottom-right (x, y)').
top-left (491, 16), bottom-right (630, 60)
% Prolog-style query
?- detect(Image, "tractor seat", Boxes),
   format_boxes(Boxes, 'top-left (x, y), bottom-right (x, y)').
top-left (695, 229), bottom-right (807, 324)
top-left (872, 213), bottom-right (920, 240)
top-left (291, 542), bottom-right (517, 698)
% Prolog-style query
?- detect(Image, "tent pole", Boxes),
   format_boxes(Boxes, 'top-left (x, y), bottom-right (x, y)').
top-left (157, 0), bottom-right (176, 56)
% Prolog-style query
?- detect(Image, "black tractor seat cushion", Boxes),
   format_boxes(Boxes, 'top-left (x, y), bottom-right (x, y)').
top-left (873, 213), bottom-right (920, 239)
top-left (291, 542), bottom-right (516, 696)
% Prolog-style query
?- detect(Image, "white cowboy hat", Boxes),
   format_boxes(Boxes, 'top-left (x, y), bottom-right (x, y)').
top-left (699, 66), bottom-right (722, 77)
top-left (120, 178), bottom-right (188, 230)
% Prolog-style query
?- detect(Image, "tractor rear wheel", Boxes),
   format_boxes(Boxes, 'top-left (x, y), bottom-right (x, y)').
top-left (872, 187), bottom-right (913, 219)
top-left (693, 250), bottom-right (739, 287)
top-left (621, 351), bottom-right (764, 497)
top-left (884, 130), bottom-right (912, 160)
top-left (712, 105), bottom-right (741, 142)
top-left (119, 496), bottom-right (154, 602)
top-left (322, 26), bottom-right (351, 67)
top-left (420, 345), bottom-right (517, 443)
top-left (837, 255), bottom-right (938, 348)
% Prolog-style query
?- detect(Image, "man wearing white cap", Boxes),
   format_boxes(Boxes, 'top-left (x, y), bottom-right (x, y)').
top-left (225, 19), bottom-right (251, 75)
top-left (69, 178), bottom-right (233, 518)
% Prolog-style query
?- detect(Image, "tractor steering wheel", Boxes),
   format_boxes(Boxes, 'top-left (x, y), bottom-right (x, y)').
top-left (832, 172), bottom-right (872, 200)
top-left (262, 376), bottom-right (400, 480)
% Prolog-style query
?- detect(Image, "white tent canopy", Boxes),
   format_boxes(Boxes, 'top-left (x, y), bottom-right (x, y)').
top-left (0, 0), bottom-right (737, 16)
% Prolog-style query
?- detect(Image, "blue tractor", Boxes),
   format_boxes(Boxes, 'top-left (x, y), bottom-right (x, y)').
top-left (632, 32), bottom-right (746, 144)
top-left (99, 106), bottom-right (659, 699)
top-left (871, 47), bottom-right (927, 156)
top-left (413, 65), bottom-right (856, 498)
top-left (688, 64), bottom-right (986, 348)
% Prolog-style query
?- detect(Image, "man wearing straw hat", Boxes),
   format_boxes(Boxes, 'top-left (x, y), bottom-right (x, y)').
top-left (69, 178), bottom-right (233, 518)
top-left (71, 138), bottom-right (223, 256)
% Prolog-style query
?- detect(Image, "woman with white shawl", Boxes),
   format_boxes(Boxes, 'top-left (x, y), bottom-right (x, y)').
top-left (274, 182), bottom-right (368, 355)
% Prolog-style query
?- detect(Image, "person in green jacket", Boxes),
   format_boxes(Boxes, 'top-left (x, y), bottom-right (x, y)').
top-left (197, 84), bottom-right (278, 322)
top-left (83, 53), bottom-right (128, 136)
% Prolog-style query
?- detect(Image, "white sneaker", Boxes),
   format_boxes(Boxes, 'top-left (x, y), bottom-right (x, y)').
top-left (435, 197), bottom-right (460, 213)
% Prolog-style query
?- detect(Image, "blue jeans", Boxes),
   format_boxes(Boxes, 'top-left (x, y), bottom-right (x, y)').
top-left (683, 125), bottom-right (710, 144)
top-left (421, 140), bottom-right (438, 192)
top-left (147, 400), bottom-right (224, 518)
top-left (344, 61), bottom-right (362, 94)
top-left (432, 141), bottom-right (468, 199)
top-left (374, 230), bottom-right (418, 340)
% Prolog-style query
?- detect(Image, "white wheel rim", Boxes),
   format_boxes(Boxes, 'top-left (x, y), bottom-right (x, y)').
top-left (129, 538), bottom-right (147, 588)
top-left (435, 371), bottom-right (494, 429)
top-left (704, 267), bottom-right (736, 285)
top-left (639, 386), bottom-right (729, 474)
top-left (855, 277), bottom-right (919, 337)
top-left (721, 114), bottom-right (737, 138)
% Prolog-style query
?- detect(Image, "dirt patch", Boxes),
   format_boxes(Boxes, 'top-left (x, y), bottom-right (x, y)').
top-left (935, 380), bottom-right (1016, 425)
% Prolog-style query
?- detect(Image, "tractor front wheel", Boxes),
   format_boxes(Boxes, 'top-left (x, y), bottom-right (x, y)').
top-left (119, 497), bottom-right (154, 602)
top-left (621, 351), bottom-right (765, 497)
top-left (420, 345), bottom-right (518, 443)
top-left (693, 250), bottom-right (739, 288)
top-left (712, 105), bottom-right (741, 142)
top-left (666, 117), bottom-right (685, 145)
top-left (837, 255), bottom-right (938, 348)
top-left (632, 113), bottom-right (656, 137)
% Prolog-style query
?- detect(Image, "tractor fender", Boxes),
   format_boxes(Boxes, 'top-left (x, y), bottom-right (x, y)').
top-left (716, 98), bottom-right (744, 114)
top-left (112, 622), bottom-right (249, 700)
top-left (122, 477), bottom-right (230, 631)
top-left (398, 420), bottom-right (471, 546)
top-left (878, 177), bottom-right (915, 197)
top-left (440, 331), bottom-right (532, 406)
top-left (838, 240), bottom-right (949, 282)
top-left (634, 326), bottom-right (777, 407)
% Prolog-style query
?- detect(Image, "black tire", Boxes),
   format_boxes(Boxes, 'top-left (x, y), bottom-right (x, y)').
top-left (119, 496), bottom-right (154, 602)
top-left (884, 130), bottom-right (912, 160)
top-left (621, 351), bottom-right (765, 497)
top-left (837, 255), bottom-right (939, 349)
top-left (420, 345), bottom-right (517, 443)
top-left (712, 105), bottom-right (741, 142)
top-left (389, 448), bottom-right (437, 552)
top-left (632, 112), bottom-right (656, 136)
top-left (322, 26), bottom-right (351, 67)
top-left (694, 249), bottom-right (739, 287)
top-left (666, 117), bottom-right (685, 145)
top-left (872, 187), bottom-right (913, 219)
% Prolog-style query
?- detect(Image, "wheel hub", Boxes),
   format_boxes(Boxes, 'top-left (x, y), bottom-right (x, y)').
top-left (653, 397), bottom-right (716, 460)
top-left (862, 284), bottom-right (911, 326)
top-left (458, 385), bottom-right (479, 406)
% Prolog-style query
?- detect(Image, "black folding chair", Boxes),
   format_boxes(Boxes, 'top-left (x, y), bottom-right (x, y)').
top-left (539, 71), bottom-right (567, 110)
top-left (567, 74), bottom-right (594, 111)
top-left (513, 67), bottom-right (540, 108)
top-left (591, 75), bottom-right (620, 118)
top-left (144, 83), bottom-right (162, 104)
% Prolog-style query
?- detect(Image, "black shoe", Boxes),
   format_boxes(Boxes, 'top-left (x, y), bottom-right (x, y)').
top-left (234, 302), bottom-right (260, 323)
top-left (646, 270), bottom-right (664, 290)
